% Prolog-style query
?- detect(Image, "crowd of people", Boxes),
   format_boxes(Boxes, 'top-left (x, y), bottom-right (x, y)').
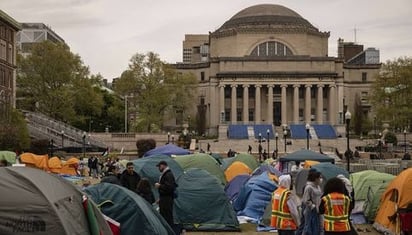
top-left (271, 168), bottom-right (358, 235)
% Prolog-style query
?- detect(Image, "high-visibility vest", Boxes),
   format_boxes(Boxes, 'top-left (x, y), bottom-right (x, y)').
top-left (322, 192), bottom-right (351, 232)
top-left (271, 187), bottom-right (297, 230)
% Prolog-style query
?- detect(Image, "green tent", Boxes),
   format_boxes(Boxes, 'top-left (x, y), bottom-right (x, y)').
top-left (222, 153), bottom-right (259, 171)
top-left (364, 183), bottom-right (390, 222)
top-left (175, 168), bottom-right (240, 231)
top-left (174, 153), bottom-right (226, 185)
top-left (350, 170), bottom-right (395, 201)
top-left (0, 151), bottom-right (16, 164)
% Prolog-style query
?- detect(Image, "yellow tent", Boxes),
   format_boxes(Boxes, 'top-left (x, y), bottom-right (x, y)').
top-left (48, 157), bottom-right (63, 174)
top-left (61, 157), bottom-right (80, 175)
top-left (304, 160), bottom-right (320, 169)
top-left (20, 153), bottom-right (49, 171)
top-left (374, 168), bottom-right (412, 234)
top-left (224, 161), bottom-right (252, 182)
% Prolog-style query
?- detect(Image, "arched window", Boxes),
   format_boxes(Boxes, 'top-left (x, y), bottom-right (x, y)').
top-left (250, 41), bottom-right (293, 57)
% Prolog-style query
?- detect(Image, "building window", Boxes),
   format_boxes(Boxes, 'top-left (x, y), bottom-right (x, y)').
top-left (237, 109), bottom-right (242, 122)
top-left (362, 72), bottom-right (367, 82)
top-left (250, 41), bottom-right (293, 57)
top-left (299, 87), bottom-right (304, 99)
top-left (249, 109), bottom-right (254, 121)
top-left (224, 109), bottom-right (230, 122)
top-left (236, 87), bottom-right (242, 99)
top-left (224, 87), bottom-right (230, 99)
top-left (0, 39), bottom-right (6, 61)
top-left (200, 71), bottom-right (205, 81)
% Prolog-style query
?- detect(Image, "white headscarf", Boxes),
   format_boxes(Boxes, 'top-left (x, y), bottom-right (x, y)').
top-left (337, 174), bottom-right (353, 195)
top-left (279, 174), bottom-right (292, 189)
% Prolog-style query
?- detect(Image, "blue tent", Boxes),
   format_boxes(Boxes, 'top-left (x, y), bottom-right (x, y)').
top-left (224, 174), bottom-right (251, 202)
top-left (143, 144), bottom-right (190, 157)
top-left (252, 165), bottom-right (282, 177)
top-left (233, 172), bottom-right (278, 222)
top-left (85, 183), bottom-right (174, 235)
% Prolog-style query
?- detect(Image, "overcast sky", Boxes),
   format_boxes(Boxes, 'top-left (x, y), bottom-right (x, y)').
top-left (2, 0), bottom-right (412, 80)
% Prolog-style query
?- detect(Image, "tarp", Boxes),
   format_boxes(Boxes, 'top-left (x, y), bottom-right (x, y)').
top-left (173, 153), bottom-right (226, 184)
top-left (85, 183), bottom-right (174, 235)
top-left (221, 153), bottom-right (259, 171)
top-left (224, 161), bottom-right (252, 182)
top-left (143, 144), bottom-right (190, 157)
top-left (279, 149), bottom-right (334, 163)
top-left (224, 174), bottom-right (251, 202)
top-left (374, 168), bottom-right (412, 235)
top-left (20, 153), bottom-right (49, 170)
top-left (0, 151), bottom-right (16, 164)
top-left (0, 167), bottom-right (112, 235)
top-left (233, 172), bottom-right (278, 222)
top-left (175, 168), bottom-right (240, 231)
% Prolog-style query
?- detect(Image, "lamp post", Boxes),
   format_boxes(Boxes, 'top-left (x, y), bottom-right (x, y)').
top-left (404, 129), bottom-right (407, 154)
top-left (259, 132), bottom-right (262, 143)
top-left (379, 132), bottom-right (382, 159)
top-left (124, 96), bottom-right (128, 133)
top-left (266, 129), bottom-right (270, 159)
top-left (167, 132), bottom-right (170, 144)
top-left (275, 132), bottom-right (279, 159)
top-left (305, 123), bottom-right (310, 150)
top-left (82, 132), bottom-right (86, 158)
top-left (373, 115), bottom-right (377, 138)
top-left (283, 129), bottom-right (288, 153)
top-left (49, 139), bottom-right (54, 158)
top-left (345, 111), bottom-right (351, 172)
top-left (61, 130), bottom-right (64, 148)
top-left (171, 135), bottom-right (175, 144)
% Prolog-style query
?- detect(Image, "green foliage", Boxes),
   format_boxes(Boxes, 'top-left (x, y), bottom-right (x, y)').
top-left (371, 57), bottom-right (412, 129)
top-left (0, 108), bottom-right (30, 151)
top-left (114, 52), bottom-right (198, 133)
top-left (384, 132), bottom-right (397, 145)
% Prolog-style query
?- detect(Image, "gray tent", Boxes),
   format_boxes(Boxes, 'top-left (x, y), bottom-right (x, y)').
top-left (0, 167), bottom-right (112, 235)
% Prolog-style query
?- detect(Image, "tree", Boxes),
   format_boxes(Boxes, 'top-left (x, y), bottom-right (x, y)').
top-left (0, 108), bottom-right (30, 151)
top-left (17, 41), bottom-right (104, 128)
top-left (371, 57), bottom-right (412, 130)
top-left (352, 93), bottom-right (366, 136)
top-left (114, 52), bottom-right (197, 132)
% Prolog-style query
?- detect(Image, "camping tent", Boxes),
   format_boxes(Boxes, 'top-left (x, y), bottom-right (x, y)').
top-left (85, 183), bottom-right (174, 235)
top-left (143, 144), bottom-right (190, 157)
top-left (279, 150), bottom-right (334, 167)
top-left (20, 153), bottom-right (49, 170)
top-left (48, 157), bottom-right (80, 175)
top-left (0, 167), bottom-right (112, 235)
top-left (173, 153), bottom-right (226, 184)
top-left (224, 161), bottom-right (252, 182)
top-left (175, 168), bottom-right (239, 231)
top-left (351, 170), bottom-right (395, 201)
top-left (252, 164), bottom-right (282, 177)
top-left (221, 153), bottom-right (259, 171)
top-left (0, 151), bottom-right (16, 164)
top-left (294, 163), bottom-right (349, 197)
top-left (233, 172), bottom-right (278, 222)
top-left (174, 168), bottom-right (240, 231)
top-left (374, 168), bottom-right (412, 235)
top-left (224, 174), bottom-right (251, 202)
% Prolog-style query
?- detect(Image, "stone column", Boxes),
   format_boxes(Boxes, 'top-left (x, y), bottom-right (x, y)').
top-left (243, 85), bottom-right (249, 123)
top-left (329, 85), bottom-right (336, 125)
top-left (281, 84), bottom-right (287, 125)
top-left (293, 85), bottom-right (299, 123)
top-left (305, 84), bottom-right (312, 123)
top-left (255, 85), bottom-right (261, 123)
top-left (267, 85), bottom-right (274, 124)
top-left (317, 85), bottom-right (324, 124)
top-left (219, 85), bottom-right (225, 123)
top-left (231, 84), bottom-right (237, 123)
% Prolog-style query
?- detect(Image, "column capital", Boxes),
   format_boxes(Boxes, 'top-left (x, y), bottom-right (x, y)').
top-left (230, 84), bottom-right (238, 88)
top-left (329, 84), bottom-right (336, 88)
top-left (293, 84), bottom-right (300, 88)
top-left (243, 84), bottom-right (250, 88)
top-left (280, 84), bottom-right (288, 88)
top-left (218, 84), bottom-right (226, 88)
top-left (305, 84), bottom-right (312, 88)
top-left (267, 84), bottom-right (275, 88)
top-left (255, 84), bottom-right (262, 88)
top-left (317, 84), bottom-right (325, 88)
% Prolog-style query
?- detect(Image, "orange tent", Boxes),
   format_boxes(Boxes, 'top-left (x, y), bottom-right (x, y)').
top-left (374, 168), bottom-right (412, 234)
top-left (304, 160), bottom-right (320, 169)
top-left (224, 161), bottom-right (252, 182)
top-left (61, 157), bottom-right (80, 175)
top-left (48, 157), bottom-right (63, 174)
top-left (20, 153), bottom-right (49, 171)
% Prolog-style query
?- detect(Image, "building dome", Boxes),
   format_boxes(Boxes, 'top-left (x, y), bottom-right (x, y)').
top-left (216, 4), bottom-right (317, 33)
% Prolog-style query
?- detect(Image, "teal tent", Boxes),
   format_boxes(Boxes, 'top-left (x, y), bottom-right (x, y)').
top-left (85, 183), bottom-right (174, 235)
top-left (175, 168), bottom-right (240, 231)
top-left (280, 149), bottom-right (335, 163)
top-left (174, 153), bottom-right (226, 184)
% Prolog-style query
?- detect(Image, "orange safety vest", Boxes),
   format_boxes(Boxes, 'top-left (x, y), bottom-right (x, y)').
top-left (322, 192), bottom-right (351, 232)
top-left (271, 187), bottom-right (297, 230)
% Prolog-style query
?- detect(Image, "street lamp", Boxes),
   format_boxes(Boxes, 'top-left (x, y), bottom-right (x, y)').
top-left (275, 132), bottom-right (279, 159)
top-left (345, 111), bottom-right (351, 172)
top-left (305, 123), bottom-right (310, 150)
top-left (167, 132), bottom-right (170, 144)
top-left (82, 132), bottom-right (86, 158)
top-left (404, 129), bottom-right (407, 154)
top-left (283, 129), bottom-right (288, 153)
top-left (259, 132), bottom-right (262, 143)
top-left (379, 132), bottom-right (382, 159)
top-left (61, 130), bottom-right (64, 148)
top-left (266, 129), bottom-right (270, 159)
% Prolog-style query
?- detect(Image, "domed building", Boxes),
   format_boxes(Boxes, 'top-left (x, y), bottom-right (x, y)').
top-left (176, 4), bottom-right (380, 138)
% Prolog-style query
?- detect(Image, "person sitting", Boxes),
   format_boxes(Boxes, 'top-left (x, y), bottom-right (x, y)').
top-left (136, 178), bottom-right (155, 204)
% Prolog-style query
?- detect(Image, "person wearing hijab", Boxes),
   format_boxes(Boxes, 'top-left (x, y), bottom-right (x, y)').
top-left (271, 174), bottom-right (300, 235)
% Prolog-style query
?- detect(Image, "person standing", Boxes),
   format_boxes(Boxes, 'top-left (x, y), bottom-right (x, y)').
top-left (120, 162), bottom-right (141, 192)
top-left (258, 143), bottom-right (263, 162)
top-left (271, 174), bottom-right (300, 235)
top-left (155, 160), bottom-right (177, 229)
top-left (296, 168), bottom-right (323, 235)
top-left (88, 156), bottom-right (98, 178)
top-left (101, 165), bottom-right (121, 185)
top-left (319, 177), bottom-right (352, 235)
top-left (248, 145), bottom-right (252, 154)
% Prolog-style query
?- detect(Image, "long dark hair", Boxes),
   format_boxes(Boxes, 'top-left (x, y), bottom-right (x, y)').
top-left (136, 178), bottom-right (152, 194)
top-left (323, 177), bottom-right (346, 195)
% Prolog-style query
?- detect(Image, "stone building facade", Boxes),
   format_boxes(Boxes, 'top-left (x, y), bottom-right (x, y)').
top-left (176, 4), bottom-right (380, 136)
top-left (0, 10), bottom-right (20, 118)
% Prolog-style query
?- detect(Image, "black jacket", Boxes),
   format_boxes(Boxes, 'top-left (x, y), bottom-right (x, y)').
top-left (120, 171), bottom-right (141, 191)
top-left (158, 168), bottom-right (176, 197)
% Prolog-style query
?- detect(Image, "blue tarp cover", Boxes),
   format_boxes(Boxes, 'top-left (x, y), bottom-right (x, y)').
top-left (143, 144), bottom-right (190, 157)
top-left (224, 174), bottom-right (251, 202)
